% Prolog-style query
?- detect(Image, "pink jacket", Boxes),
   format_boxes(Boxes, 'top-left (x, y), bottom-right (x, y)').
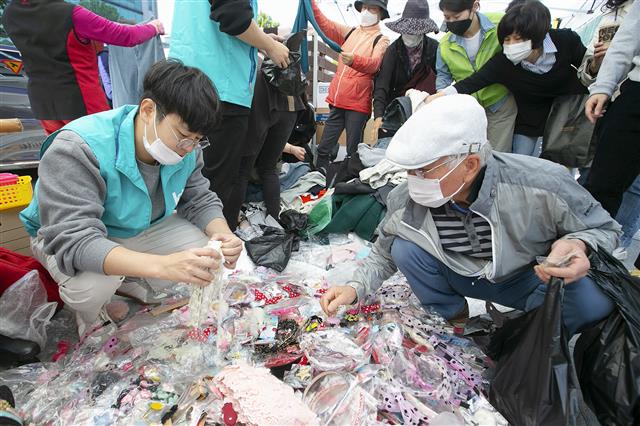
top-left (72, 7), bottom-right (158, 47)
top-left (312, 1), bottom-right (389, 114)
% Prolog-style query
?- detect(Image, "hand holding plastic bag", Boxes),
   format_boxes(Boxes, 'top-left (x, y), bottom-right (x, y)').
top-left (487, 277), bottom-right (583, 425)
top-left (261, 31), bottom-right (307, 96)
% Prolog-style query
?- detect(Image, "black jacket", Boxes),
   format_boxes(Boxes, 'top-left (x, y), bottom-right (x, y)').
top-left (454, 29), bottom-right (588, 137)
top-left (3, 0), bottom-right (93, 119)
top-left (209, 0), bottom-right (254, 36)
top-left (373, 36), bottom-right (439, 118)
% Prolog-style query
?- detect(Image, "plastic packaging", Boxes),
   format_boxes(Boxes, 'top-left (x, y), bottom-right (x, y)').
top-left (261, 31), bottom-right (308, 97)
top-left (304, 195), bottom-right (333, 237)
top-left (299, 329), bottom-right (369, 371)
top-left (245, 226), bottom-right (295, 272)
top-left (574, 248), bottom-right (640, 425)
top-left (0, 270), bottom-right (57, 349)
top-left (0, 239), bottom-right (510, 425)
top-left (279, 209), bottom-right (308, 234)
top-left (303, 371), bottom-right (378, 426)
top-left (188, 240), bottom-right (223, 328)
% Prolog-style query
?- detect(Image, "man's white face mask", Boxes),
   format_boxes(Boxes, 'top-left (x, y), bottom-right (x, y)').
top-left (142, 106), bottom-right (183, 166)
top-left (360, 9), bottom-right (379, 27)
top-left (407, 157), bottom-right (467, 208)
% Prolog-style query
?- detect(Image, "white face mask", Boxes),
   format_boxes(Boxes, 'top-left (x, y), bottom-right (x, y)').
top-left (503, 39), bottom-right (533, 65)
top-left (360, 9), bottom-right (379, 27)
top-left (143, 107), bottom-right (184, 166)
top-left (402, 34), bottom-right (423, 48)
top-left (407, 158), bottom-right (466, 208)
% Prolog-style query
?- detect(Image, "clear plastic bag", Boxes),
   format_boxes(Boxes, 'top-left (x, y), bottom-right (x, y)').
top-left (0, 270), bottom-right (57, 349)
top-left (299, 329), bottom-right (369, 371)
top-left (303, 371), bottom-right (378, 426)
top-left (188, 241), bottom-right (224, 328)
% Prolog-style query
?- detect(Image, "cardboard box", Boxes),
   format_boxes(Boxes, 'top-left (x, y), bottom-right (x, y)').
top-left (316, 82), bottom-right (331, 109)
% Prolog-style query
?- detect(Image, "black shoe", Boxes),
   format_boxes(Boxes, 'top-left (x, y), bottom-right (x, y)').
top-left (0, 334), bottom-right (40, 366)
top-left (0, 385), bottom-right (22, 426)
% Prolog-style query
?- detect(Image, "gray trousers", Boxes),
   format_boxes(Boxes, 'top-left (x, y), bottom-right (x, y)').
top-left (486, 93), bottom-right (517, 153)
top-left (31, 215), bottom-right (209, 334)
top-left (316, 106), bottom-right (369, 168)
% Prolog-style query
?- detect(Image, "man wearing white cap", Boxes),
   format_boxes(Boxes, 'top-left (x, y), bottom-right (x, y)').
top-left (320, 94), bottom-right (620, 335)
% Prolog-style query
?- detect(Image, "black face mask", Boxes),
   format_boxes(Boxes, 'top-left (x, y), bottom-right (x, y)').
top-left (446, 11), bottom-right (473, 36)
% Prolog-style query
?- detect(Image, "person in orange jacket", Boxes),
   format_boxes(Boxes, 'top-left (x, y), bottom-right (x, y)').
top-left (311, 0), bottom-right (390, 173)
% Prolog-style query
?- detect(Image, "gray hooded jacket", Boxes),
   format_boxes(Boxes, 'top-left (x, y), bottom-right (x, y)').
top-left (348, 152), bottom-right (621, 302)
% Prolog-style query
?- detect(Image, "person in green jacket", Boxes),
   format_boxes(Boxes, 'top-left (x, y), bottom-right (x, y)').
top-left (435, 0), bottom-right (517, 152)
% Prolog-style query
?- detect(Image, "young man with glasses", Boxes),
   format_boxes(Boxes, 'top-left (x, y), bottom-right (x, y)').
top-left (20, 60), bottom-right (243, 336)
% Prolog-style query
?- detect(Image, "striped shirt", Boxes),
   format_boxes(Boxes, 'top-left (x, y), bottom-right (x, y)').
top-left (431, 203), bottom-right (493, 259)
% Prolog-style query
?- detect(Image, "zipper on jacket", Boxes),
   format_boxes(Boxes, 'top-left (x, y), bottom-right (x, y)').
top-left (470, 209), bottom-right (497, 281)
top-left (452, 28), bottom-right (491, 72)
top-left (473, 34), bottom-right (494, 71)
top-left (248, 47), bottom-right (257, 88)
top-left (334, 33), bottom-right (370, 105)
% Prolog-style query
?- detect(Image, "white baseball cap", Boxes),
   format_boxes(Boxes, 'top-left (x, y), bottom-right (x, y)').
top-left (385, 94), bottom-right (489, 169)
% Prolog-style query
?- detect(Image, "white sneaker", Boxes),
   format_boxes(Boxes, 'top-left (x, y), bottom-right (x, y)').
top-left (116, 278), bottom-right (167, 305)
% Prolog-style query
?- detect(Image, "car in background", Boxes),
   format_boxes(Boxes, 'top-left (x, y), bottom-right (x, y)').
top-left (0, 40), bottom-right (45, 173)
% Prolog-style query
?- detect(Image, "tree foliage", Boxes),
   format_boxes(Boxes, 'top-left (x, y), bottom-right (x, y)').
top-left (79, 0), bottom-right (121, 22)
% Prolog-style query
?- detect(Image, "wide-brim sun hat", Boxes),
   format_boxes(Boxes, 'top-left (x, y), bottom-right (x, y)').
top-left (385, 0), bottom-right (439, 35)
top-left (354, 0), bottom-right (390, 20)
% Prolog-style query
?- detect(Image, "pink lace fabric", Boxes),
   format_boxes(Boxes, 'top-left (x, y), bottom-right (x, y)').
top-left (215, 363), bottom-right (320, 426)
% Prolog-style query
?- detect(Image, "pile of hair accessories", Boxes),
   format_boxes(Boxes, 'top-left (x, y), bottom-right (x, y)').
top-left (0, 234), bottom-right (507, 425)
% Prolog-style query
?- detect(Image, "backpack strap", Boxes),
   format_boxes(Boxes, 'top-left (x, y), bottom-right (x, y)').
top-left (343, 27), bottom-right (356, 43)
top-left (344, 29), bottom-right (382, 54)
top-left (373, 34), bottom-right (383, 50)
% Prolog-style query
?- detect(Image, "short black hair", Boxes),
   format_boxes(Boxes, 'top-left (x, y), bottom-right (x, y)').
top-left (505, 0), bottom-right (526, 12)
top-left (498, 0), bottom-right (551, 49)
top-left (141, 59), bottom-right (220, 136)
top-left (438, 0), bottom-right (475, 13)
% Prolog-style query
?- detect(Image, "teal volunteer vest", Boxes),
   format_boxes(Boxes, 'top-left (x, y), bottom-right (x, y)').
top-left (20, 105), bottom-right (197, 238)
top-left (169, 0), bottom-right (259, 108)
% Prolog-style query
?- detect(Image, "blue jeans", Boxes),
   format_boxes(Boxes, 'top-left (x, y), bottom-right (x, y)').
top-left (512, 134), bottom-right (542, 157)
top-left (616, 175), bottom-right (640, 248)
top-left (391, 239), bottom-right (615, 335)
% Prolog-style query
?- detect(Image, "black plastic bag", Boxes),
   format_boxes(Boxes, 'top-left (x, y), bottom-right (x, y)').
top-left (245, 227), bottom-right (294, 272)
top-left (380, 96), bottom-right (413, 137)
top-left (288, 102), bottom-right (316, 146)
top-left (487, 277), bottom-right (582, 426)
top-left (573, 249), bottom-right (640, 425)
top-left (278, 210), bottom-right (308, 234)
top-left (261, 31), bottom-right (308, 96)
